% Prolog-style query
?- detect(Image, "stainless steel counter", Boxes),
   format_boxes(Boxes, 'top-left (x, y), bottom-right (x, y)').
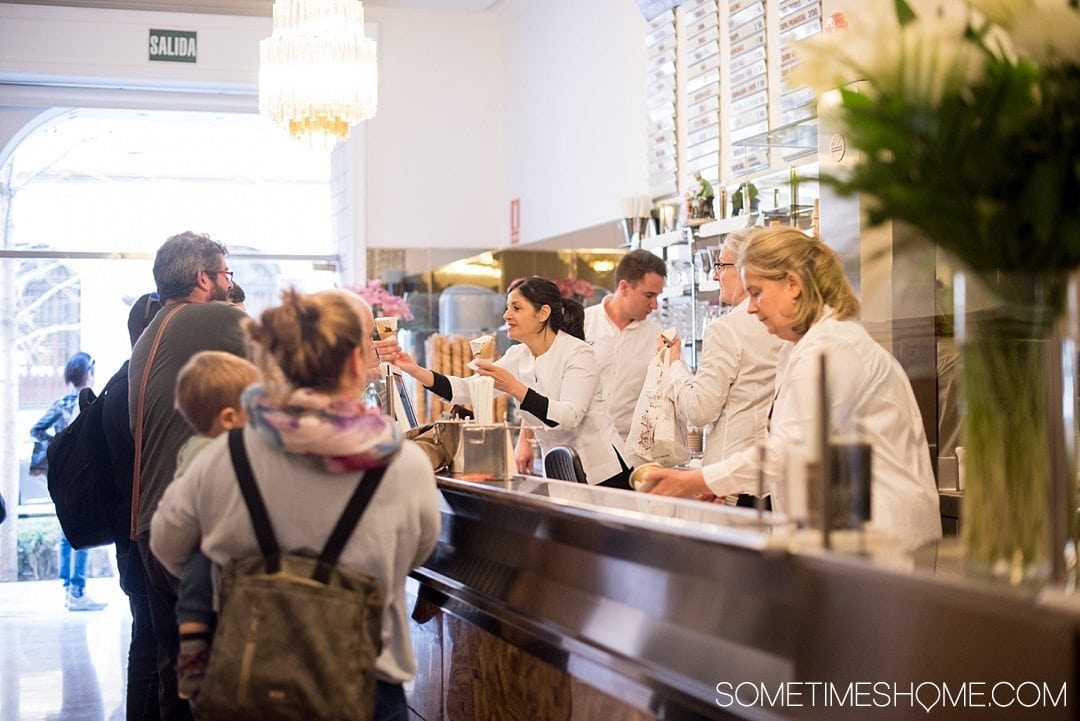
top-left (411, 474), bottom-right (1078, 720)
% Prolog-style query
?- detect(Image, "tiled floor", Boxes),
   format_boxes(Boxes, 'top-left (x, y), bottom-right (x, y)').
top-left (0, 578), bottom-right (132, 721)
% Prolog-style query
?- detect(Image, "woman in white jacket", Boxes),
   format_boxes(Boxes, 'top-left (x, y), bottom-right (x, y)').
top-left (383, 276), bottom-right (630, 488)
top-left (666, 228), bottom-right (785, 505)
top-left (647, 227), bottom-right (942, 549)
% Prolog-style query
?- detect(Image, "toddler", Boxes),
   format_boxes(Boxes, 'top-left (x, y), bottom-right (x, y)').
top-left (171, 350), bottom-right (261, 700)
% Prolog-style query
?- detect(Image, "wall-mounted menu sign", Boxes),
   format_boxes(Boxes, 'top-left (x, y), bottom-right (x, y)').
top-left (646, 9), bottom-right (679, 199)
top-left (149, 29), bottom-right (197, 63)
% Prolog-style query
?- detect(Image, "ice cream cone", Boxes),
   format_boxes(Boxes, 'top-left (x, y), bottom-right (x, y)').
top-left (469, 334), bottom-right (495, 361)
top-left (375, 317), bottom-right (398, 340)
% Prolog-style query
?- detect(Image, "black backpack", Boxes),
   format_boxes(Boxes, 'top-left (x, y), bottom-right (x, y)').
top-left (46, 372), bottom-right (123, 549)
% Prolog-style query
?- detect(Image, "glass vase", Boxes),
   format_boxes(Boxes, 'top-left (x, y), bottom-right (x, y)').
top-left (953, 270), bottom-right (1079, 585)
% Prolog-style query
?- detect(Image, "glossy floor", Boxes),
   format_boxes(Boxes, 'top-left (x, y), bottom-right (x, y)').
top-left (0, 578), bottom-right (131, 721)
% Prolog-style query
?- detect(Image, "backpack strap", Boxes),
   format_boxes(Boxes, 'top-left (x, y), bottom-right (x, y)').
top-left (227, 428), bottom-right (281, 564)
top-left (315, 464), bottom-right (387, 583)
top-left (227, 428), bottom-right (388, 583)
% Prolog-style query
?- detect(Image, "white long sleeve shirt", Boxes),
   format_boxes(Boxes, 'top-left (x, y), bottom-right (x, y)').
top-left (699, 310), bottom-right (942, 549)
top-left (446, 332), bottom-right (625, 483)
top-left (667, 299), bottom-right (784, 465)
top-left (583, 297), bottom-right (662, 443)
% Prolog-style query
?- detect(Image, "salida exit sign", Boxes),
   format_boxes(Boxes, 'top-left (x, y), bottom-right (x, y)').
top-left (149, 29), bottom-right (197, 63)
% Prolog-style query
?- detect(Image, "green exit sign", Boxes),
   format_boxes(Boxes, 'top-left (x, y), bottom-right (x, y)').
top-left (149, 29), bottom-right (197, 63)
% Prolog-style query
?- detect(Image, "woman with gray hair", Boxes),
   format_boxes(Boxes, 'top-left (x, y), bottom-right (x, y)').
top-left (647, 226), bottom-right (942, 549)
top-left (664, 228), bottom-right (785, 505)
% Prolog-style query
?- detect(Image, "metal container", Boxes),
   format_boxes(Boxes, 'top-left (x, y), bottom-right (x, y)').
top-left (438, 285), bottom-right (505, 336)
top-left (435, 421), bottom-right (516, 480)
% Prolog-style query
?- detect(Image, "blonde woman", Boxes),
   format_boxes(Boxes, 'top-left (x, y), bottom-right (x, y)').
top-left (647, 227), bottom-right (942, 549)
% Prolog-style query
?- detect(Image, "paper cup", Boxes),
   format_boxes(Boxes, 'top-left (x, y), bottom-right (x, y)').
top-left (375, 317), bottom-right (398, 340)
top-left (630, 462), bottom-right (662, 493)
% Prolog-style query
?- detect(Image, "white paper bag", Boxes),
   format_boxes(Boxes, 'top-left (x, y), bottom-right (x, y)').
top-left (627, 346), bottom-right (690, 466)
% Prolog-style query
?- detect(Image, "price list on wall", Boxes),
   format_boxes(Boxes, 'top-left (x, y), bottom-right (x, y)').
top-left (681, 0), bottom-right (721, 193)
top-left (645, 9), bottom-right (678, 199)
top-left (777, 0), bottom-right (821, 127)
top-left (727, 0), bottom-right (769, 176)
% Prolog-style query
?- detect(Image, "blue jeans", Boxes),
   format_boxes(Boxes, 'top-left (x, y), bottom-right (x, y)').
top-left (374, 681), bottom-right (407, 721)
top-left (58, 533), bottom-right (88, 596)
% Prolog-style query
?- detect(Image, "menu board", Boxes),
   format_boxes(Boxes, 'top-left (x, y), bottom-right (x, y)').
top-left (728, 0), bottom-right (768, 175)
top-left (645, 9), bottom-right (678, 199)
top-left (682, 0), bottom-right (720, 192)
top-left (639, 0), bottom-right (823, 204)
top-left (777, 0), bottom-right (821, 125)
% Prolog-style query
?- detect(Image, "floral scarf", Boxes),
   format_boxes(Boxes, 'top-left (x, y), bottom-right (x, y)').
top-left (243, 384), bottom-right (401, 473)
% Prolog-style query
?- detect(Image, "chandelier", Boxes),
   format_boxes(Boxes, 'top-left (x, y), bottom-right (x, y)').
top-left (259, 0), bottom-right (378, 151)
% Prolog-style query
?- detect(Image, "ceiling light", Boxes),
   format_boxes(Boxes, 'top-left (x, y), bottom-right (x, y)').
top-left (259, 0), bottom-right (378, 151)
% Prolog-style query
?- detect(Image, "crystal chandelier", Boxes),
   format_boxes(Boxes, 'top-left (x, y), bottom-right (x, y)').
top-left (259, 0), bottom-right (378, 151)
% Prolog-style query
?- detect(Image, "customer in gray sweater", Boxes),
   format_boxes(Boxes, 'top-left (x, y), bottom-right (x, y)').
top-left (150, 288), bottom-right (441, 720)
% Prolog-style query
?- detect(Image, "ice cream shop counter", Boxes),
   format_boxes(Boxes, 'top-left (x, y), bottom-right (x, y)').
top-left (404, 475), bottom-right (1078, 721)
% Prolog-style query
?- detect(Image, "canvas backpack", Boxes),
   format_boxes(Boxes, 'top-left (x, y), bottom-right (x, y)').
top-left (46, 371), bottom-right (124, 549)
top-left (195, 428), bottom-right (387, 721)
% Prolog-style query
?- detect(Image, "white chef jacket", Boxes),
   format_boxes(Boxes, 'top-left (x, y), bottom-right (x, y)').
top-left (584, 296), bottom-right (662, 443)
top-left (667, 298), bottom-right (785, 465)
top-left (700, 309), bottom-right (943, 549)
top-left (446, 331), bottom-right (624, 483)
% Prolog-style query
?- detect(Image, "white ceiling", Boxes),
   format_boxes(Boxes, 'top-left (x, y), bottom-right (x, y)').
top-left (366, 0), bottom-right (501, 10)
top-left (0, 0), bottom-right (504, 15)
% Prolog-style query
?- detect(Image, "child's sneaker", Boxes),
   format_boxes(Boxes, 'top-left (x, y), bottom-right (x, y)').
top-left (177, 635), bottom-right (211, 700)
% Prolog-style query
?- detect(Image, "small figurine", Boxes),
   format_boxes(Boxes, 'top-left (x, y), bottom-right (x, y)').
top-left (685, 172), bottom-right (716, 220)
top-left (731, 181), bottom-right (759, 216)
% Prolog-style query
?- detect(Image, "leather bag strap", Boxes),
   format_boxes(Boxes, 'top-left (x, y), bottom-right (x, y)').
top-left (130, 302), bottom-right (188, 540)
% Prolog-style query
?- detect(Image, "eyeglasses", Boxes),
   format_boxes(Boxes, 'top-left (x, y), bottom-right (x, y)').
top-left (204, 269), bottom-right (235, 281)
top-left (714, 262), bottom-right (737, 271)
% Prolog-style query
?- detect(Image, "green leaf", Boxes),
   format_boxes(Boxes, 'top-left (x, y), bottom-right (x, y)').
top-left (894, 0), bottom-right (917, 26)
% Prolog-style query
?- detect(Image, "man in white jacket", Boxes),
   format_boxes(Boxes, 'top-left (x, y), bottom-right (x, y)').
top-left (583, 249), bottom-right (667, 446)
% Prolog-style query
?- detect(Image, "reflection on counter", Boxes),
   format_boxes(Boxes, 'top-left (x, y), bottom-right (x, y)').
top-left (413, 472), bottom-right (1078, 721)
top-left (441, 473), bottom-right (936, 574)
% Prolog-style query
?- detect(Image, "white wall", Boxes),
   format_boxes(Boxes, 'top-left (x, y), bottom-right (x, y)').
top-left (360, 7), bottom-right (505, 252)
top-left (0, 3), bottom-right (267, 92)
top-left (499, 0), bottom-right (649, 247)
top-left (0, 0), bottom-right (652, 260)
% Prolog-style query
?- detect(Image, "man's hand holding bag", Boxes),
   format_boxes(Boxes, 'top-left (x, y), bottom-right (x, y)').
top-left (627, 344), bottom-right (690, 467)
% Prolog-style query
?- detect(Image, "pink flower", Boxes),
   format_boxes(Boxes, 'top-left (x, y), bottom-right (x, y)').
top-left (554, 277), bottom-right (594, 302)
top-left (345, 280), bottom-right (415, 322)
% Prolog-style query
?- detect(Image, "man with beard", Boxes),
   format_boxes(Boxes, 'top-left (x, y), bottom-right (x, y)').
top-left (128, 231), bottom-right (247, 720)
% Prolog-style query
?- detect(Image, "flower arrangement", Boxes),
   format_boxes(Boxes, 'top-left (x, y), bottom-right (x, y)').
top-left (347, 279), bottom-right (414, 323)
top-left (795, 0), bottom-right (1080, 582)
top-left (794, 0), bottom-right (1080, 274)
top-left (555, 277), bottom-right (596, 304)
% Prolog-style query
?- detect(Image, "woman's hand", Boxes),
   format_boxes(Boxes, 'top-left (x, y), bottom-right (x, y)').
top-left (373, 337), bottom-right (400, 364)
top-left (515, 439), bottom-right (534, 474)
top-left (475, 360), bottom-right (527, 402)
top-left (375, 338), bottom-right (420, 375)
top-left (646, 467), bottom-right (709, 497)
